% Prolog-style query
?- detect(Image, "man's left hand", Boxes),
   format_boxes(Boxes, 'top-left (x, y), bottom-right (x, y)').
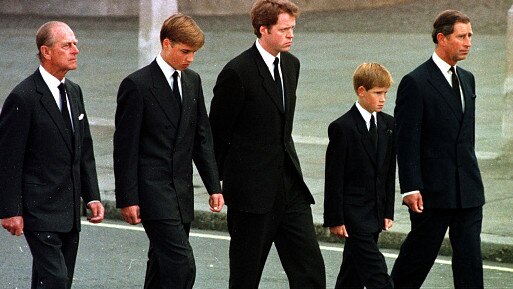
top-left (209, 193), bottom-right (224, 212)
top-left (87, 201), bottom-right (105, 223)
top-left (383, 218), bottom-right (393, 231)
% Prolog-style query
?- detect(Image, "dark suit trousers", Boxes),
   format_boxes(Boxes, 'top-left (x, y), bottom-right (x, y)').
top-left (227, 168), bottom-right (326, 289)
top-left (142, 220), bottom-right (195, 289)
top-left (24, 229), bottom-right (79, 289)
top-left (391, 206), bottom-right (483, 289)
top-left (335, 232), bottom-right (393, 289)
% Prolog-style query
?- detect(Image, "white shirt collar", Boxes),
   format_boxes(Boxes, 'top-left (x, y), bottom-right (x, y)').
top-left (39, 65), bottom-right (64, 89)
top-left (355, 101), bottom-right (376, 130)
top-left (39, 65), bottom-right (65, 109)
top-left (156, 54), bottom-right (181, 88)
top-left (432, 51), bottom-right (455, 83)
top-left (256, 39), bottom-right (280, 76)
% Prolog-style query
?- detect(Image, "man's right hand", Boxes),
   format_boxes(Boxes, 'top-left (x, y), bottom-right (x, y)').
top-left (120, 205), bottom-right (141, 225)
top-left (329, 225), bottom-right (349, 239)
top-left (1, 216), bottom-right (24, 236)
top-left (403, 192), bottom-right (424, 213)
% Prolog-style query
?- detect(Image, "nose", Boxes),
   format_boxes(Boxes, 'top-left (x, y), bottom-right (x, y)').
top-left (288, 29), bottom-right (294, 39)
top-left (72, 43), bottom-right (79, 54)
top-left (464, 34), bottom-right (472, 47)
top-left (186, 52), bottom-right (195, 63)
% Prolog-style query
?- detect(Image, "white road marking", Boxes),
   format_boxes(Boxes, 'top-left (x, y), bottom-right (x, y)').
top-left (82, 221), bottom-right (513, 273)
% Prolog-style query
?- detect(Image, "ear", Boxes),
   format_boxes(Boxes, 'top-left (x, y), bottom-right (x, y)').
top-left (40, 45), bottom-right (51, 60)
top-left (357, 86), bottom-right (366, 97)
top-left (162, 38), bottom-right (171, 49)
top-left (259, 25), bottom-right (268, 36)
top-left (436, 33), bottom-right (446, 45)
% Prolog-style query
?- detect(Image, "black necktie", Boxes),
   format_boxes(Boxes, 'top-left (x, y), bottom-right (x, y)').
top-left (273, 57), bottom-right (284, 112)
top-left (172, 71), bottom-right (182, 111)
top-left (58, 83), bottom-right (73, 138)
top-left (449, 66), bottom-right (462, 110)
top-left (369, 114), bottom-right (377, 153)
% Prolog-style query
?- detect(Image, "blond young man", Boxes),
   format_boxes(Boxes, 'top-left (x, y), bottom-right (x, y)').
top-left (114, 14), bottom-right (223, 289)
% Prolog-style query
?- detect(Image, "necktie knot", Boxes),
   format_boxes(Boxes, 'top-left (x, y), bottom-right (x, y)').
top-left (58, 83), bottom-right (66, 98)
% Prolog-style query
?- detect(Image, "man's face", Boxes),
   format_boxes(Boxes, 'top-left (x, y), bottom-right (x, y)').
top-left (357, 86), bottom-right (389, 113)
top-left (259, 12), bottom-right (296, 56)
top-left (161, 40), bottom-right (197, 71)
top-left (43, 24), bottom-right (79, 78)
top-left (440, 22), bottom-right (472, 65)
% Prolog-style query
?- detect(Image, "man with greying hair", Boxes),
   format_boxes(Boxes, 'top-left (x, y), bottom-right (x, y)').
top-left (391, 10), bottom-right (485, 288)
top-left (0, 21), bottom-right (104, 288)
top-left (209, 0), bottom-right (326, 288)
top-left (114, 13), bottom-right (224, 289)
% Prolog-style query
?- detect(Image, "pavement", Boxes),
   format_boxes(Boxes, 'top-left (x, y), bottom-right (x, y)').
top-left (2, 2), bottom-right (513, 266)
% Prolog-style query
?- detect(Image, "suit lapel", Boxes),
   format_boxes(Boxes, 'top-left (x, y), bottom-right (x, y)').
top-left (149, 61), bottom-right (180, 130)
top-left (281, 55), bottom-right (295, 117)
top-left (251, 45), bottom-right (285, 114)
top-left (458, 67), bottom-right (474, 113)
top-left (35, 70), bottom-right (74, 154)
top-left (351, 105), bottom-right (377, 167)
top-left (175, 70), bottom-right (193, 143)
top-left (376, 113), bottom-right (389, 170)
top-left (426, 59), bottom-right (463, 122)
top-left (66, 82), bottom-right (81, 157)
top-left (458, 68), bottom-right (476, 130)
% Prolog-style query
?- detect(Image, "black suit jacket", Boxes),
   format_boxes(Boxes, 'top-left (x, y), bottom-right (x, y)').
top-left (0, 69), bottom-right (100, 232)
top-left (323, 105), bottom-right (395, 233)
top-left (114, 60), bottom-right (221, 223)
top-left (394, 58), bottom-right (485, 208)
top-left (209, 44), bottom-right (314, 214)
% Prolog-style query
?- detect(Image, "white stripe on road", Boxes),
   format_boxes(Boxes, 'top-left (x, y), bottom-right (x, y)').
top-left (82, 221), bottom-right (513, 273)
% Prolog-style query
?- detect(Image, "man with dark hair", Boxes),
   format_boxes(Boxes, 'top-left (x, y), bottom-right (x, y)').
top-left (391, 10), bottom-right (485, 288)
top-left (114, 13), bottom-right (223, 289)
top-left (209, 0), bottom-right (325, 288)
top-left (0, 21), bottom-right (104, 289)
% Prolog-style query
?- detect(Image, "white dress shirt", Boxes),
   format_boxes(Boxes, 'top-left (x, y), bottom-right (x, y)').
top-left (255, 39), bottom-right (285, 109)
top-left (39, 65), bottom-right (73, 129)
top-left (432, 52), bottom-right (465, 111)
top-left (156, 54), bottom-right (182, 100)
top-left (355, 101), bottom-right (377, 131)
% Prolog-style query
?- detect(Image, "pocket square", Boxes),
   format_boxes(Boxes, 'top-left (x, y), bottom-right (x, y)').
top-left (78, 114), bottom-right (84, 120)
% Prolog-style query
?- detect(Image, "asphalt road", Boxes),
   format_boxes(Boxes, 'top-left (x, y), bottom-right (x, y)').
top-left (1, 218), bottom-right (512, 288)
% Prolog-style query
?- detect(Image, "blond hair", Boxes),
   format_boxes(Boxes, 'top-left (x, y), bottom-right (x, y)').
top-left (352, 63), bottom-right (393, 92)
top-left (160, 13), bottom-right (204, 49)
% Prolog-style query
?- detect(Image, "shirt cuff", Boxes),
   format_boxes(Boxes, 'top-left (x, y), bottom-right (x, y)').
top-left (87, 200), bottom-right (101, 206)
top-left (402, 190), bottom-right (420, 198)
